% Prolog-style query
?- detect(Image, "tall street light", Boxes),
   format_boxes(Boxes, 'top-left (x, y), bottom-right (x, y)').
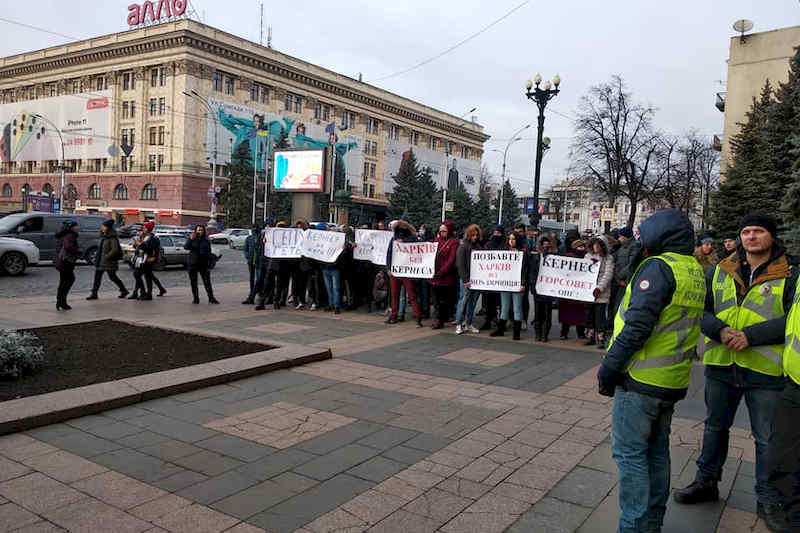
top-left (525, 73), bottom-right (560, 227)
top-left (493, 124), bottom-right (530, 224)
top-left (32, 113), bottom-right (65, 213)
top-left (183, 90), bottom-right (219, 229)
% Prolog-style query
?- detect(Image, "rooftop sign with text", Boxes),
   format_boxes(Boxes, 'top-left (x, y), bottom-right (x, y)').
top-left (127, 0), bottom-right (188, 27)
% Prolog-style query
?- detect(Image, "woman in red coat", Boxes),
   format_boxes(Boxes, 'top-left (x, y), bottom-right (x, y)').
top-left (430, 220), bottom-right (459, 329)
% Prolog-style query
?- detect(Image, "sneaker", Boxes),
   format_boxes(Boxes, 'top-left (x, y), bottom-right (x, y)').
top-left (295, 303), bottom-right (305, 310)
top-left (86, 293), bottom-right (98, 300)
top-left (334, 308), bottom-right (341, 315)
top-left (468, 325), bottom-right (480, 334)
top-left (521, 322), bottom-right (528, 331)
top-left (758, 502), bottom-right (790, 532)
top-left (310, 303), bottom-right (318, 311)
top-left (455, 325), bottom-right (463, 335)
top-left (673, 481), bottom-right (719, 504)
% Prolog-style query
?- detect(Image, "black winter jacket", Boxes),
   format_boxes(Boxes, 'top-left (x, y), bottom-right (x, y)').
top-left (184, 236), bottom-right (212, 270)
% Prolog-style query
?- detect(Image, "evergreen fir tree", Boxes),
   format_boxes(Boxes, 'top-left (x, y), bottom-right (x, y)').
top-left (781, 131), bottom-right (800, 255)
top-left (269, 129), bottom-right (292, 224)
top-left (388, 150), bottom-right (438, 229)
top-left (221, 142), bottom-right (254, 227)
top-left (709, 82), bottom-right (772, 234)
top-left (447, 181), bottom-right (475, 233)
top-left (472, 177), bottom-right (495, 237)
top-left (491, 180), bottom-right (522, 230)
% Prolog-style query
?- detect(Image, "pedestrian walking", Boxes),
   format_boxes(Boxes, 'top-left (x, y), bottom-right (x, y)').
top-left (185, 225), bottom-right (219, 304)
top-left (490, 232), bottom-right (530, 340)
top-left (674, 213), bottom-right (796, 532)
top-left (430, 220), bottom-right (458, 330)
top-left (54, 219), bottom-right (81, 310)
top-left (454, 224), bottom-right (482, 334)
top-left (598, 208), bottom-right (706, 533)
top-left (129, 221), bottom-right (159, 300)
top-left (86, 219), bottom-right (128, 300)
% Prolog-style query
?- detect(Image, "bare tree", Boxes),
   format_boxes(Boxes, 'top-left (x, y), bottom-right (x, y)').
top-left (570, 75), bottom-right (659, 229)
top-left (695, 139), bottom-right (719, 231)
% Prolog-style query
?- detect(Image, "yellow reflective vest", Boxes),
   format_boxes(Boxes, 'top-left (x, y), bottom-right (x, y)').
top-left (607, 252), bottom-right (706, 390)
top-left (783, 286), bottom-right (800, 385)
top-left (703, 265), bottom-right (786, 377)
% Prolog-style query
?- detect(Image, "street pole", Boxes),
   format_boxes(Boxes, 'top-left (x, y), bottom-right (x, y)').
top-left (185, 90), bottom-right (219, 229)
top-left (524, 74), bottom-right (560, 229)
top-left (563, 185), bottom-right (568, 234)
top-left (263, 133), bottom-right (271, 224)
top-left (496, 124), bottom-right (530, 225)
top-left (33, 114), bottom-right (65, 212)
top-left (251, 140), bottom-right (259, 225)
top-left (442, 145), bottom-right (449, 222)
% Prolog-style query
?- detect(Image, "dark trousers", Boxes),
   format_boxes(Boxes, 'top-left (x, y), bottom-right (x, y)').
top-left (417, 280), bottom-right (431, 318)
top-left (586, 303), bottom-right (608, 338)
top-left (522, 293), bottom-right (530, 322)
top-left (482, 292), bottom-right (499, 327)
top-left (56, 265), bottom-right (75, 304)
top-left (293, 269), bottom-right (309, 305)
top-left (432, 284), bottom-right (457, 326)
top-left (769, 380), bottom-right (800, 523)
top-left (247, 263), bottom-right (256, 296)
top-left (390, 277), bottom-right (421, 320)
top-left (189, 268), bottom-right (214, 300)
top-left (133, 264), bottom-right (153, 297)
top-left (276, 267), bottom-right (291, 305)
top-left (534, 298), bottom-right (553, 335)
top-left (254, 267), bottom-right (275, 304)
top-left (91, 269), bottom-right (127, 294)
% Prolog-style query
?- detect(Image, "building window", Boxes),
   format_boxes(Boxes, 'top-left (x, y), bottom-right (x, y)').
top-left (95, 77), bottom-right (106, 91)
top-left (70, 80), bottom-right (78, 94)
top-left (314, 102), bottom-right (331, 121)
top-left (388, 124), bottom-right (399, 141)
top-left (370, 163), bottom-right (376, 179)
top-left (160, 68), bottom-right (167, 86)
top-left (224, 75), bottom-right (234, 95)
top-left (366, 118), bottom-right (379, 135)
top-left (284, 92), bottom-right (301, 113)
top-left (158, 154), bottom-right (164, 171)
top-left (1, 184), bottom-right (11, 197)
top-left (429, 136), bottom-right (438, 151)
top-left (250, 83), bottom-right (258, 102)
top-left (149, 154), bottom-right (157, 172)
top-left (158, 126), bottom-right (165, 146)
top-left (149, 98), bottom-right (157, 116)
top-left (88, 183), bottom-right (102, 199)
top-left (130, 101), bottom-right (136, 118)
top-left (362, 183), bottom-right (368, 197)
top-left (141, 183), bottom-right (157, 200)
top-left (49, 85), bottom-right (56, 97)
top-left (369, 184), bottom-right (375, 198)
top-left (341, 111), bottom-right (356, 129)
top-left (363, 161), bottom-right (369, 179)
top-left (159, 97), bottom-right (166, 115)
top-left (149, 127), bottom-right (157, 146)
top-left (122, 71), bottom-right (135, 91)
top-left (151, 68), bottom-right (158, 88)
top-left (461, 146), bottom-right (468, 158)
top-left (122, 102), bottom-right (129, 119)
top-left (113, 183), bottom-right (128, 200)
top-left (121, 155), bottom-right (134, 172)
top-left (213, 71), bottom-right (223, 92)
top-left (121, 129), bottom-right (129, 146)
top-left (408, 131), bottom-right (418, 146)
top-left (250, 83), bottom-right (268, 104)
top-left (93, 159), bottom-right (104, 172)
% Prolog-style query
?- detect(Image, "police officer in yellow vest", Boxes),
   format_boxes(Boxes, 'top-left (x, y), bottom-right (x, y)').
top-left (598, 209), bottom-right (706, 533)
top-left (767, 275), bottom-right (800, 530)
top-left (674, 213), bottom-right (797, 532)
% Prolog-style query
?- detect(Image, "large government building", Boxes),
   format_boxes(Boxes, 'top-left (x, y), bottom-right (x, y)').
top-left (0, 17), bottom-right (488, 225)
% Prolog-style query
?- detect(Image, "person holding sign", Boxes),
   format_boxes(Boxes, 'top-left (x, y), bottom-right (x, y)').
top-left (385, 220), bottom-right (424, 327)
top-left (430, 220), bottom-right (459, 330)
top-left (490, 232), bottom-right (530, 340)
top-left (455, 224), bottom-right (483, 334)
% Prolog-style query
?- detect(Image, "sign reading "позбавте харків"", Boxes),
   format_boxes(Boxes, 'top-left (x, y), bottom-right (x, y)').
top-left (470, 251), bottom-right (523, 292)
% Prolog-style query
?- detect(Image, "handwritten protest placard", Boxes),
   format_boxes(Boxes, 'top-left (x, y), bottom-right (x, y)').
top-left (354, 229), bottom-right (393, 265)
top-left (469, 251), bottom-right (523, 292)
top-left (264, 228), bottom-right (303, 258)
top-left (389, 241), bottom-right (438, 279)
top-left (535, 254), bottom-right (600, 302)
top-left (301, 229), bottom-right (345, 263)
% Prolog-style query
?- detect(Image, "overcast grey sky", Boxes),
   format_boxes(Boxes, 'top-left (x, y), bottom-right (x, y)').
top-left (1, 1), bottom-right (796, 193)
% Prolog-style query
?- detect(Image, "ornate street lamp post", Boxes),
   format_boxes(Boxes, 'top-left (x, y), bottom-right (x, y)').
top-left (524, 73), bottom-right (560, 227)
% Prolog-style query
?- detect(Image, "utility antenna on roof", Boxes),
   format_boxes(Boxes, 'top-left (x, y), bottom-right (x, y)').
top-left (260, 3), bottom-right (264, 45)
top-left (733, 19), bottom-right (754, 43)
top-left (267, 26), bottom-right (272, 48)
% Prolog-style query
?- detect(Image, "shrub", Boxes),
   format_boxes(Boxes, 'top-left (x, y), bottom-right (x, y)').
top-left (0, 330), bottom-right (45, 380)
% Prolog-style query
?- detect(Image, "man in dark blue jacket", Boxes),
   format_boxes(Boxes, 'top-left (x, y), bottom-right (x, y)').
top-left (242, 224), bottom-right (260, 304)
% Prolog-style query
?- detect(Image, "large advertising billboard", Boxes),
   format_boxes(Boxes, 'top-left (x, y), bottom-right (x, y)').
top-left (207, 98), bottom-right (361, 184)
top-left (273, 149), bottom-right (325, 192)
top-left (0, 91), bottom-right (112, 162)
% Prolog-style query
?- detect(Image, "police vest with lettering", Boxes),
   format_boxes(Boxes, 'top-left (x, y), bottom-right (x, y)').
top-left (781, 287), bottom-right (800, 385)
top-left (703, 265), bottom-right (786, 376)
top-left (607, 253), bottom-right (705, 389)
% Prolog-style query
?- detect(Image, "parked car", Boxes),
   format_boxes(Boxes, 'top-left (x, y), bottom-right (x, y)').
top-left (228, 229), bottom-right (252, 250)
top-left (0, 212), bottom-right (105, 263)
top-left (309, 221), bottom-right (337, 231)
top-left (209, 228), bottom-right (248, 245)
top-left (122, 234), bottom-right (190, 270)
top-left (117, 224), bottom-right (142, 238)
top-left (0, 236), bottom-right (40, 276)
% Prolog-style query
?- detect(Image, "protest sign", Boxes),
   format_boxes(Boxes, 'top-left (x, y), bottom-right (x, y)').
top-left (302, 229), bottom-right (345, 263)
top-left (354, 229), bottom-right (393, 265)
top-left (389, 241), bottom-right (438, 279)
top-left (535, 254), bottom-right (600, 302)
top-left (469, 251), bottom-right (523, 292)
top-left (264, 227), bottom-right (303, 258)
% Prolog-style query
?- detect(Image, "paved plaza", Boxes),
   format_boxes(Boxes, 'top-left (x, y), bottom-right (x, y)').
top-left (0, 281), bottom-right (770, 532)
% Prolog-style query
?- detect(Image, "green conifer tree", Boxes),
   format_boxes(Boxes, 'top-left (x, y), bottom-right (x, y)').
top-left (447, 181), bottom-right (475, 233)
top-left (269, 129), bottom-right (292, 224)
top-left (491, 179), bottom-right (522, 230)
top-left (221, 142), bottom-right (254, 227)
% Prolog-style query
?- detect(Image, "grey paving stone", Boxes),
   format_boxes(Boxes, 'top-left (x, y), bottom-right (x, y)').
top-left (194, 434), bottom-right (275, 463)
top-left (294, 444), bottom-right (381, 481)
top-left (738, 461), bottom-right (756, 478)
top-left (210, 480), bottom-right (295, 519)
top-left (403, 433), bottom-right (452, 453)
top-left (237, 448), bottom-right (317, 481)
top-left (347, 456), bottom-right (407, 483)
top-left (334, 405), bottom-right (399, 424)
top-left (270, 472), bottom-right (318, 494)
top-left (576, 485), bottom-right (619, 533)
top-left (170, 384), bottom-right (240, 403)
top-left (732, 473), bottom-right (755, 495)
top-left (83, 421), bottom-right (143, 441)
top-left (45, 432), bottom-right (123, 458)
top-left (151, 470), bottom-right (209, 492)
top-left (172, 450), bottom-right (245, 477)
top-left (25, 424), bottom-right (79, 441)
top-left (381, 445), bottom-right (430, 465)
top-left (176, 470), bottom-right (260, 505)
top-left (368, 509), bottom-right (443, 532)
top-left (103, 406), bottom-right (150, 421)
top-left (726, 489), bottom-right (757, 513)
top-left (127, 413), bottom-right (217, 443)
top-left (91, 448), bottom-right (183, 483)
top-left (65, 415), bottom-right (116, 431)
top-left (140, 402), bottom-right (222, 425)
top-left (138, 440), bottom-right (204, 462)
top-left (295, 421), bottom-right (383, 455)
top-left (329, 383), bottom-right (415, 405)
top-left (549, 467), bottom-right (617, 508)
top-left (358, 428), bottom-right (419, 451)
top-left (248, 474), bottom-right (374, 533)
top-left (579, 443), bottom-right (616, 474)
top-left (507, 496), bottom-right (592, 533)
top-left (115, 431), bottom-right (173, 449)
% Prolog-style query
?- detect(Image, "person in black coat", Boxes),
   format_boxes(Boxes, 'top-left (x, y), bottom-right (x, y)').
top-left (184, 225), bottom-right (219, 304)
top-left (54, 219), bottom-right (82, 310)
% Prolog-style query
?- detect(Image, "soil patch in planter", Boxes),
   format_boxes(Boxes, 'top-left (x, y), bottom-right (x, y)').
top-left (1, 319), bottom-right (274, 402)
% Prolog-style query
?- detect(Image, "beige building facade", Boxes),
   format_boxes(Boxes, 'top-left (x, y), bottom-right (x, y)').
top-left (0, 19), bottom-right (488, 225)
top-left (718, 25), bottom-right (800, 172)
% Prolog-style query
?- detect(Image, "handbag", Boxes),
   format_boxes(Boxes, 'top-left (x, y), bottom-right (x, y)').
top-left (208, 253), bottom-right (219, 270)
top-left (58, 244), bottom-right (77, 264)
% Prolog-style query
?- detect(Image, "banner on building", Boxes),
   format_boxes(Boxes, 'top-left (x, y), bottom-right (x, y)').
top-left (0, 91), bottom-right (112, 162)
top-left (354, 229), bottom-right (393, 265)
top-left (301, 229), bottom-right (345, 263)
top-left (264, 227), bottom-right (303, 258)
top-left (389, 241), bottom-right (438, 279)
top-left (535, 255), bottom-right (600, 303)
top-left (469, 251), bottom-right (523, 292)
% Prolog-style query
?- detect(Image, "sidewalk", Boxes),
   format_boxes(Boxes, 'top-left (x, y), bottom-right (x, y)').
top-left (0, 282), bottom-right (767, 532)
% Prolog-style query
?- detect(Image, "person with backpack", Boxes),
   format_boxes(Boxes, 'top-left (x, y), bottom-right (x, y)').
top-left (86, 219), bottom-right (128, 300)
top-left (129, 221), bottom-right (160, 301)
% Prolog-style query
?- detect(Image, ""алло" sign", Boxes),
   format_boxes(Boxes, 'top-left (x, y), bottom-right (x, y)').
top-left (127, 0), bottom-right (187, 27)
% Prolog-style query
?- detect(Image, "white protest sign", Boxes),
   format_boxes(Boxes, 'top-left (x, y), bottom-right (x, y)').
top-left (470, 251), bottom-right (523, 292)
top-left (535, 254), bottom-right (600, 302)
top-left (390, 241), bottom-right (438, 279)
top-left (264, 228), bottom-right (303, 258)
top-left (301, 229), bottom-right (345, 263)
top-left (354, 229), bottom-right (393, 266)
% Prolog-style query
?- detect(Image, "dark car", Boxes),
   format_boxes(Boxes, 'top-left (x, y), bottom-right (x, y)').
top-left (117, 224), bottom-right (142, 238)
top-left (0, 212), bottom-right (106, 263)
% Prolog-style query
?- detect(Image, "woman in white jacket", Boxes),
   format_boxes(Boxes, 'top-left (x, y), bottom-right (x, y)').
top-left (584, 236), bottom-right (614, 349)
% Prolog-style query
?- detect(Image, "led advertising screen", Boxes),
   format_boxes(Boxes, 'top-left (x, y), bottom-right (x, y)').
top-left (272, 148), bottom-right (325, 192)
